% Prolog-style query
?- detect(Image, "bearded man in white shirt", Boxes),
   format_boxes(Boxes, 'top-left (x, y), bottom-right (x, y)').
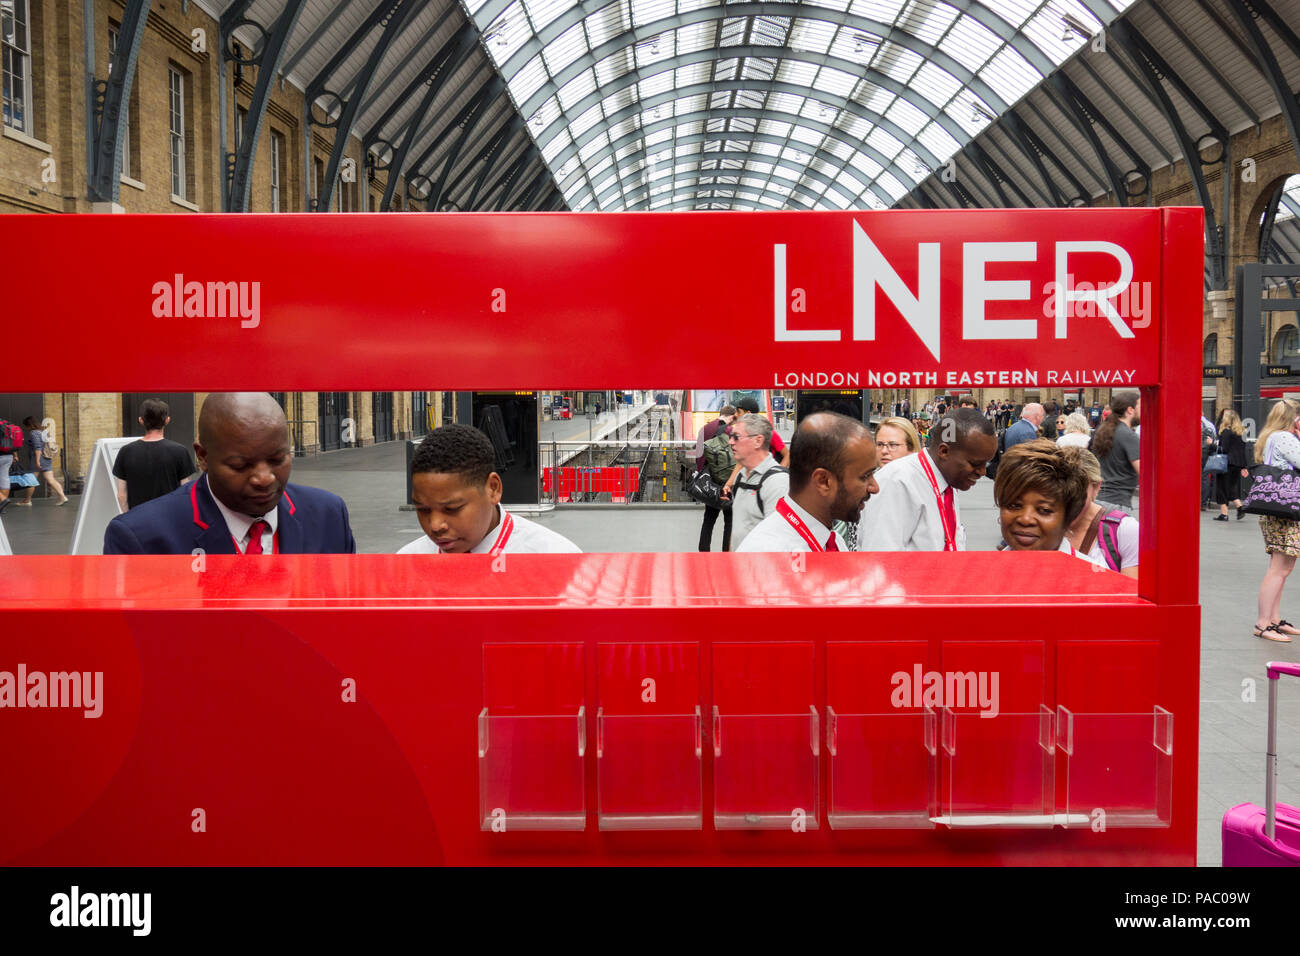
top-left (399, 423), bottom-right (580, 555)
top-left (738, 413), bottom-right (879, 553)
top-left (857, 408), bottom-right (997, 552)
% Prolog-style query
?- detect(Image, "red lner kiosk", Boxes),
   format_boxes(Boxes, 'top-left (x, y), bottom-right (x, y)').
top-left (0, 208), bottom-right (1202, 865)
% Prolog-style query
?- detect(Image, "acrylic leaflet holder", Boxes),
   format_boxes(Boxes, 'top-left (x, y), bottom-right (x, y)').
top-left (1058, 706), bottom-right (1173, 828)
top-left (712, 705), bottom-right (819, 830)
top-left (597, 706), bottom-right (703, 830)
top-left (479, 642), bottom-right (587, 831)
top-left (939, 705), bottom-right (1056, 827)
top-left (827, 708), bottom-right (938, 829)
top-left (478, 707), bottom-right (586, 830)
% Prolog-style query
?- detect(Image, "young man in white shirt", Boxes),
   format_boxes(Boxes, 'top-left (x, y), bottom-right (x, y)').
top-left (399, 423), bottom-right (581, 555)
top-left (738, 413), bottom-right (879, 552)
top-left (858, 408), bottom-right (998, 552)
top-left (725, 413), bottom-right (789, 550)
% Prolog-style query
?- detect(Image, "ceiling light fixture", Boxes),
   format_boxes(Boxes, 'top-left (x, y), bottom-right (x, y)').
top-left (1061, 13), bottom-right (1093, 42)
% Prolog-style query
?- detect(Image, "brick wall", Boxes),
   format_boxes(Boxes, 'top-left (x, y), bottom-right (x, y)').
top-left (1, 1), bottom-right (431, 482)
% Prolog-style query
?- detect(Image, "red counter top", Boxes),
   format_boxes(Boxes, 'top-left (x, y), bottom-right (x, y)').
top-left (0, 552), bottom-right (1142, 609)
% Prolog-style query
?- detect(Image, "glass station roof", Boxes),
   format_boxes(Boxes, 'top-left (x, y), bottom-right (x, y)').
top-left (465, 0), bottom-right (1135, 211)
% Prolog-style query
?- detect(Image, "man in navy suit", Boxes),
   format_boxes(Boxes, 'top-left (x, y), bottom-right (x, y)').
top-left (104, 392), bottom-right (356, 555)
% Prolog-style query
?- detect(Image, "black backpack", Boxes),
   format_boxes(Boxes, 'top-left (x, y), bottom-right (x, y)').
top-left (734, 465), bottom-right (788, 516)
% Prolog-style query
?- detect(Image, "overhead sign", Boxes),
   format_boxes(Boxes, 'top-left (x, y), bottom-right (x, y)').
top-left (0, 209), bottom-right (1197, 390)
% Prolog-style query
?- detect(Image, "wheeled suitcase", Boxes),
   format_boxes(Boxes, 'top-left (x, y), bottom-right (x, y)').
top-left (1222, 661), bottom-right (1300, 865)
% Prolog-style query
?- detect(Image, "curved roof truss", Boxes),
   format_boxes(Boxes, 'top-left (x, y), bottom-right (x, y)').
top-left (465, 0), bottom-right (1131, 210)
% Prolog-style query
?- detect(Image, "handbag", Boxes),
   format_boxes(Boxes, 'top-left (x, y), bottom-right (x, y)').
top-left (1204, 453), bottom-right (1228, 474)
top-left (1242, 439), bottom-right (1300, 519)
top-left (1241, 465), bottom-right (1300, 518)
top-left (687, 469), bottom-right (728, 509)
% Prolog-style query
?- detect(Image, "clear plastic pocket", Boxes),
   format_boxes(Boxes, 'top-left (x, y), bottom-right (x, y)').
top-left (597, 706), bottom-right (703, 830)
top-left (478, 707), bottom-right (586, 831)
top-left (827, 707), bottom-right (938, 829)
top-left (712, 705), bottom-right (819, 830)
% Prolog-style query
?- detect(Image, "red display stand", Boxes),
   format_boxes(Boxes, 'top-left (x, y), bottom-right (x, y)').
top-left (0, 208), bottom-right (1202, 865)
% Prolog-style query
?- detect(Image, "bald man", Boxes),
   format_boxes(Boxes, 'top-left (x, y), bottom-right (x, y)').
top-left (737, 412), bottom-right (879, 553)
top-left (1002, 402), bottom-right (1045, 451)
top-left (104, 392), bottom-right (356, 555)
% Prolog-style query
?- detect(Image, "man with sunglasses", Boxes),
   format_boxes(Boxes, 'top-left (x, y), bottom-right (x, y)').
top-left (726, 413), bottom-right (789, 550)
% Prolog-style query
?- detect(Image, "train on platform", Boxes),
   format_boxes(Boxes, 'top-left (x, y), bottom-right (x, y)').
top-left (679, 389), bottom-right (882, 442)
top-left (677, 389), bottom-right (776, 442)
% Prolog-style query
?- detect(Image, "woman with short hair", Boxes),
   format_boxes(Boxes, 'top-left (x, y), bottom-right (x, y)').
top-left (1253, 399), bottom-right (1300, 642)
top-left (1056, 412), bottom-right (1092, 449)
top-left (994, 439), bottom-right (1090, 557)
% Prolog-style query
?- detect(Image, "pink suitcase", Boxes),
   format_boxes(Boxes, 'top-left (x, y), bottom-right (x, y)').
top-left (1223, 661), bottom-right (1300, 865)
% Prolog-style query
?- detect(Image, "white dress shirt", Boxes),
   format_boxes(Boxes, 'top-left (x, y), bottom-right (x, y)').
top-left (737, 495), bottom-right (845, 552)
top-left (398, 504), bottom-right (582, 554)
top-left (731, 453), bottom-right (790, 550)
top-left (1059, 536), bottom-right (1106, 569)
top-left (857, 450), bottom-right (967, 552)
top-left (209, 482), bottom-right (278, 555)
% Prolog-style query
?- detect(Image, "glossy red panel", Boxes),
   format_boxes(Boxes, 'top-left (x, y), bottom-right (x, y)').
top-left (598, 642), bottom-right (699, 714)
top-left (0, 210), bottom-right (1175, 391)
top-left (1057, 641), bottom-right (1160, 712)
top-left (941, 641), bottom-right (1045, 713)
top-left (713, 642), bottom-right (814, 714)
top-left (483, 643), bottom-right (583, 713)
top-left (0, 552), bottom-right (1141, 607)
top-left (827, 641), bottom-right (932, 712)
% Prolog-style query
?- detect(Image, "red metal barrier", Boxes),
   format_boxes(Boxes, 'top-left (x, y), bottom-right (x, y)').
top-left (0, 208), bottom-right (1203, 865)
top-left (543, 466), bottom-right (640, 502)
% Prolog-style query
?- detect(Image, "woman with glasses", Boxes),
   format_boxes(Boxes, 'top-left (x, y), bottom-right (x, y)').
top-left (834, 416), bottom-right (920, 549)
top-left (1056, 411), bottom-right (1092, 449)
top-left (873, 416), bottom-right (921, 466)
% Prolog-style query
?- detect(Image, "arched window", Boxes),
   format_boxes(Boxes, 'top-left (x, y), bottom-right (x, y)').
top-left (1272, 326), bottom-right (1299, 365)
top-left (1204, 333), bottom-right (1218, 365)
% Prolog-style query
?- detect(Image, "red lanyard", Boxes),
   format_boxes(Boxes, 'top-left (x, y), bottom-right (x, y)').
top-left (776, 499), bottom-right (825, 552)
top-left (917, 451), bottom-right (957, 552)
top-left (488, 510), bottom-right (515, 556)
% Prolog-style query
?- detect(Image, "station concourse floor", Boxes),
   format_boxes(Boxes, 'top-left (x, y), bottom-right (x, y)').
top-left (4, 438), bottom-right (1294, 866)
